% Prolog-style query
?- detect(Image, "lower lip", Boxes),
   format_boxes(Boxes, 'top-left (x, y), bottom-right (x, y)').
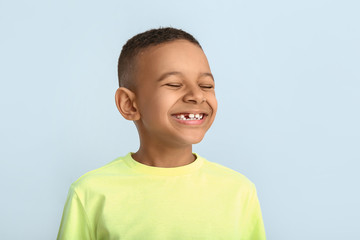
top-left (171, 115), bottom-right (207, 125)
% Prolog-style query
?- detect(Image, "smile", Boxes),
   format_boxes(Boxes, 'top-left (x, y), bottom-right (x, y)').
top-left (172, 113), bottom-right (205, 121)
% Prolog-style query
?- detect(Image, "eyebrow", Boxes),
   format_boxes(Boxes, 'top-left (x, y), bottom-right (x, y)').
top-left (157, 71), bottom-right (215, 82)
top-left (200, 72), bottom-right (215, 82)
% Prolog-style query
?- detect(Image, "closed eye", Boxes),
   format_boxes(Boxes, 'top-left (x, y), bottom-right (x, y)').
top-left (200, 85), bottom-right (214, 89)
top-left (165, 83), bottom-right (182, 88)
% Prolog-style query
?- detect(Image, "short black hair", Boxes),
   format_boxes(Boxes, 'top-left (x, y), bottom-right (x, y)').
top-left (117, 27), bottom-right (202, 89)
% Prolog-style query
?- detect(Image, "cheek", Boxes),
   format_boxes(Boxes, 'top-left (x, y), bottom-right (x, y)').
top-left (141, 96), bottom-right (172, 121)
top-left (207, 94), bottom-right (218, 112)
top-left (152, 92), bottom-right (178, 109)
top-left (213, 96), bottom-right (218, 109)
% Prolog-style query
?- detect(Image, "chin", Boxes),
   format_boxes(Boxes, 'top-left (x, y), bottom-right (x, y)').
top-left (172, 131), bottom-right (208, 146)
top-left (188, 135), bottom-right (206, 145)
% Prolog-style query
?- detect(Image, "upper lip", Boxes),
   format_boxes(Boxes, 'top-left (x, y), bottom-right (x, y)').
top-left (171, 110), bottom-right (210, 115)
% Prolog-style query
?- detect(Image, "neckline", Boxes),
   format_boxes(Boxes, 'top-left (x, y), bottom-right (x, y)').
top-left (122, 152), bottom-right (204, 176)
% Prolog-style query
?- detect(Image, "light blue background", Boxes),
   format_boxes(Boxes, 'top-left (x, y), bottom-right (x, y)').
top-left (1, 0), bottom-right (359, 239)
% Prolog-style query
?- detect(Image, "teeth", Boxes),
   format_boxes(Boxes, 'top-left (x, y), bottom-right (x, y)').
top-left (175, 113), bottom-right (204, 120)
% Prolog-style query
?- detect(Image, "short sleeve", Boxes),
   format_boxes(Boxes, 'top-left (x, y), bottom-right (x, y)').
top-left (57, 185), bottom-right (94, 240)
top-left (248, 186), bottom-right (266, 240)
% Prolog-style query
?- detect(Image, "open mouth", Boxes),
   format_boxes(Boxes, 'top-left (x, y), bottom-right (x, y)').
top-left (172, 113), bottom-right (206, 121)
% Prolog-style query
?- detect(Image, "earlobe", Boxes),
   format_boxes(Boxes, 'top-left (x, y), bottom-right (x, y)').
top-left (115, 87), bottom-right (140, 121)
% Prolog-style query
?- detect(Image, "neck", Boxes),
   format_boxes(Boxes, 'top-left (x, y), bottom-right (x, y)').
top-left (132, 143), bottom-right (195, 168)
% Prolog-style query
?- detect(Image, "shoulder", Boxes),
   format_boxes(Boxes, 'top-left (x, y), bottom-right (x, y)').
top-left (198, 154), bottom-right (256, 189)
top-left (70, 154), bottom-right (130, 193)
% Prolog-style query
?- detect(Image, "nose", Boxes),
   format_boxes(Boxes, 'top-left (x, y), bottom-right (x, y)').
top-left (183, 85), bottom-right (205, 104)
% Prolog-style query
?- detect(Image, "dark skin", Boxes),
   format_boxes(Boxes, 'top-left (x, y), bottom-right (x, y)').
top-left (115, 40), bottom-right (217, 168)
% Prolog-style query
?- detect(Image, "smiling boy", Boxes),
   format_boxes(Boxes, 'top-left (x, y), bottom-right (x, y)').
top-left (57, 27), bottom-right (266, 240)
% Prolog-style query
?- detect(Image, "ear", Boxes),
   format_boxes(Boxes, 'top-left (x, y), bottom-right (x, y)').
top-left (115, 87), bottom-right (140, 121)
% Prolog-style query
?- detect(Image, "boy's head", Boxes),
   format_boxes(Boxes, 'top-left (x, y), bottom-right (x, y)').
top-left (117, 27), bottom-right (202, 90)
top-left (115, 27), bottom-right (217, 147)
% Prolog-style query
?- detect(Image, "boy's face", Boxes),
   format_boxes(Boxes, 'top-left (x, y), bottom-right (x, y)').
top-left (133, 40), bottom-right (217, 147)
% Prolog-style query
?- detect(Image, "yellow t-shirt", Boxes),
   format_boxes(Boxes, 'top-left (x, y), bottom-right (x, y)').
top-left (57, 153), bottom-right (266, 240)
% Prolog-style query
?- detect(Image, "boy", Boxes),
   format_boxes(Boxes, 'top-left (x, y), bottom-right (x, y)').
top-left (57, 27), bottom-right (266, 239)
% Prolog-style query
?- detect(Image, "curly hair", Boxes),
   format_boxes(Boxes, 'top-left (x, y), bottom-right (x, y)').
top-left (117, 27), bottom-right (202, 89)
